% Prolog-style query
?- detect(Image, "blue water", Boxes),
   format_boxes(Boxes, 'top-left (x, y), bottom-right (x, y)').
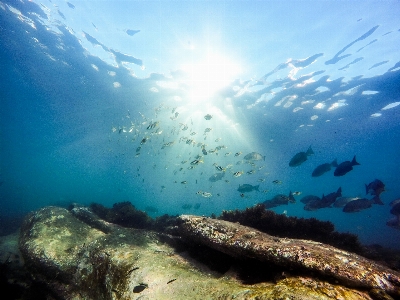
top-left (1, 0), bottom-right (400, 248)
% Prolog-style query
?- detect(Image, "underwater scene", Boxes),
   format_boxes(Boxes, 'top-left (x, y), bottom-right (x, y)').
top-left (1, 0), bottom-right (400, 298)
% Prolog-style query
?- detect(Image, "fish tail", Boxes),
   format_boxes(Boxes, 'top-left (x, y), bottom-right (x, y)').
top-left (255, 185), bottom-right (260, 192)
top-left (365, 184), bottom-right (369, 195)
top-left (352, 155), bottom-right (360, 166)
top-left (372, 195), bottom-right (384, 205)
top-left (331, 159), bottom-right (338, 167)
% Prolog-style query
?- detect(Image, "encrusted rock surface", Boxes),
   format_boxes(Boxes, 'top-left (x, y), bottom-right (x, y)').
top-left (12, 206), bottom-right (395, 299)
top-left (178, 215), bottom-right (400, 296)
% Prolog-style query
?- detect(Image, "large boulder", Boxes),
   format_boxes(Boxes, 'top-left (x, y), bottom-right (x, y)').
top-left (14, 206), bottom-right (390, 299)
top-left (178, 215), bottom-right (400, 297)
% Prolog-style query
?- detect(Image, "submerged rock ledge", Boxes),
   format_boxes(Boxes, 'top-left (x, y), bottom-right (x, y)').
top-left (10, 206), bottom-right (400, 299)
top-left (178, 215), bottom-right (400, 295)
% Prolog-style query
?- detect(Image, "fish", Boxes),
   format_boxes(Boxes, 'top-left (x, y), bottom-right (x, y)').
top-left (140, 137), bottom-right (149, 145)
top-left (292, 191), bottom-right (302, 196)
top-left (204, 114), bottom-right (212, 120)
top-left (246, 170), bottom-right (255, 175)
top-left (233, 171), bottom-right (244, 177)
top-left (333, 197), bottom-right (360, 208)
top-left (387, 202), bottom-right (400, 227)
top-left (209, 172), bottom-right (225, 182)
top-left (389, 198), bottom-right (400, 207)
top-left (237, 184), bottom-right (260, 193)
top-left (311, 159), bottom-right (338, 177)
top-left (300, 195), bottom-right (321, 204)
top-left (244, 152), bottom-right (265, 161)
top-left (304, 187), bottom-right (342, 211)
top-left (365, 179), bottom-right (385, 197)
top-left (343, 198), bottom-right (373, 213)
top-left (272, 180), bottom-right (282, 184)
top-left (289, 146), bottom-right (314, 167)
top-left (202, 148), bottom-right (208, 155)
top-left (145, 206), bottom-right (159, 213)
top-left (161, 141), bottom-right (175, 149)
top-left (204, 128), bottom-right (212, 134)
top-left (181, 204), bottom-right (192, 209)
top-left (202, 192), bottom-right (212, 198)
top-left (225, 152), bottom-right (231, 156)
top-left (190, 159), bottom-right (203, 165)
top-left (146, 121), bottom-right (159, 130)
top-left (181, 181), bottom-right (187, 184)
top-left (234, 152), bottom-right (242, 157)
top-left (262, 191), bottom-right (296, 209)
top-left (334, 156), bottom-right (360, 176)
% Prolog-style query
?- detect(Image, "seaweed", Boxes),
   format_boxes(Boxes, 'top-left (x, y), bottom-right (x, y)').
top-left (218, 204), bottom-right (364, 255)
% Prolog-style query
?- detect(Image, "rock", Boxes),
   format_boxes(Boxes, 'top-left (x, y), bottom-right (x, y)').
top-left (16, 206), bottom-right (378, 299)
top-left (178, 215), bottom-right (400, 296)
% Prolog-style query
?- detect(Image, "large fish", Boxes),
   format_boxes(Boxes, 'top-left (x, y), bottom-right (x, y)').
top-left (300, 195), bottom-right (321, 204)
top-left (311, 159), bottom-right (338, 177)
top-left (333, 197), bottom-right (359, 208)
top-left (387, 202), bottom-right (400, 229)
top-left (237, 184), bottom-right (260, 193)
top-left (244, 152), bottom-right (265, 161)
top-left (262, 191), bottom-right (295, 209)
top-left (342, 198), bottom-right (373, 212)
top-left (304, 187), bottom-right (342, 211)
top-left (333, 156), bottom-right (360, 176)
top-left (289, 146), bottom-right (314, 167)
top-left (365, 179), bottom-right (385, 195)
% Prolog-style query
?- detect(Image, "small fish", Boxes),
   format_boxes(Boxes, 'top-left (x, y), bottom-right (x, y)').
top-left (258, 178), bottom-right (266, 182)
top-left (233, 171), bottom-right (244, 177)
top-left (225, 152), bottom-right (231, 157)
top-left (202, 192), bottom-right (212, 198)
top-left (244, 152), bottom-right (265, 161)
top-left (237, 184), bottom-right (260, 193)
top-left (196, 191), bottom-right (203, 195)
top-left (292, 191), bottom-right (302, 196)
top-left (181, 181), bottom-right (187, 184)
top-left (186, 139), bottom-right (194, 145)
top-left (204, 128), bottom-right (212, 134)
top-left (190, 132), bottom-right (197, 136)
top-left (180, 123), bottom-right (189, 130)
top-left (140, 137), bottom-right (149, 145)
top-left (181, 160), bottom-right (187, 164)
top-left (161, 141), bottom-right (175, 149)
top-left (246, 170), bottom-right (255, 175)
top-left (136, 146), bottom-right (141, 152)
top-left (204, 114), bottom-right (212, 120)
top-left (215, 138), bottom-right (221, 142)
top-left (187, 166), bottom-right (196, 170)
top-left (190, 159), bottom-right (203, 165)
top-left (272, 180), bottom-right (282, 184)
top-left (234, 152), bottom-right (242, 157)
top-left (215, 165), bottom-right (226, 172)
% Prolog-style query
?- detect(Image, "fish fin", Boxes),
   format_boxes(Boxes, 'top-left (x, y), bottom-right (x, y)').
top-left (331, 159), bottom-right (338, 167)
top-left (373, 195), bottom-right (384, 205)
top-left (255, 185), bottom-right (260, 191)
top-left (307, 146), bottom-right (314, 155)
top-left (337, 187), bottom-right (342, 196)
top-left (352, 155), bottom-right (360, 166)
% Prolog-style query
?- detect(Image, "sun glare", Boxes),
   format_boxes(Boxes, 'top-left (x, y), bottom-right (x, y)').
top-left (181, 52), bottom-right (241, 103)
